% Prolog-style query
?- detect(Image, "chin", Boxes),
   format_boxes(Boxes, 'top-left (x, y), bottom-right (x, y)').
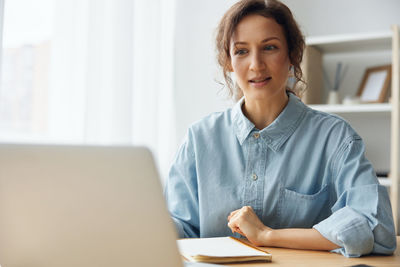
top-left (245, 88), bottom-right (283, 101)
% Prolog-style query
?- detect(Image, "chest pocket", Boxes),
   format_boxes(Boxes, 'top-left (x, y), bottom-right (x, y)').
top-left (277, 183), bottom-right (330, 228)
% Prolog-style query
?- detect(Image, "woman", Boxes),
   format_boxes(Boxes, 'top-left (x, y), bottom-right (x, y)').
top-left (165, 0), bottom-right (396, 257)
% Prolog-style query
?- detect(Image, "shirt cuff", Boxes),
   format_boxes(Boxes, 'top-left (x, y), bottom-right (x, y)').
top-left (313, 206), bottom-right (374, 257)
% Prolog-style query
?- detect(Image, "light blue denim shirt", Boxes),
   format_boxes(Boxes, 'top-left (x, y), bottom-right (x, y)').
top-left (165, 93), bottom-right (396, 257)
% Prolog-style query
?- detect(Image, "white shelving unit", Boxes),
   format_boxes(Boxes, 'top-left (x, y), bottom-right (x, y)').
top-left (302, 25), bottom-right (400, 232)
top-left (309, 103), bottom-right (392, 113)
top-left (306, 31), bottom-right (392, 53)
top-left (378, 177), bottom-right (392, 187)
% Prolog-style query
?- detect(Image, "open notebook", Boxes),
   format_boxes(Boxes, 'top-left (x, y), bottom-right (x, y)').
top-left (177, 236), bottom-right (272, 264)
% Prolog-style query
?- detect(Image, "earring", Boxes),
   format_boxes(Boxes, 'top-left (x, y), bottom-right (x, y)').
top-left (288, 66), bottom-right (294, 77)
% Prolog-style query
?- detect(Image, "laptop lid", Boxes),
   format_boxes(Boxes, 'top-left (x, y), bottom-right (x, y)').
top-left (0, 144), bottom-right (183, 267)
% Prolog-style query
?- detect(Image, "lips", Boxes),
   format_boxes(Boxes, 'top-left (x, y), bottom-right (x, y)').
top-left (249, 76), bottom-right (272, 86)
top-left (250, 77), bottom-right (271, 83)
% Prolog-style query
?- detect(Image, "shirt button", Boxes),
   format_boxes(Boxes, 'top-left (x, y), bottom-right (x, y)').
top-left (253, 133), bottom-right (260, 139)
top-left (252, 174), bottom-right (258, 181)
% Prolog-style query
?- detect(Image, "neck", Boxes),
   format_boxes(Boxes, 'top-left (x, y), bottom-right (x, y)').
top-left (242, 91), bottom-right (289, 130)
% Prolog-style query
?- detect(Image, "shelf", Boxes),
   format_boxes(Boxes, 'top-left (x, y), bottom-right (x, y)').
top-left (306, 31), bottom-right (392, 53)
top-left (378, 177), bottom-right (391, 187)
top-left (309, 103), bottom-right (392, 113)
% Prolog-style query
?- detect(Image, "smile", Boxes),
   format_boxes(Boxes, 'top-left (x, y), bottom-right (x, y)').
top-left (249, 76), bottom-right (272, 87)
top-left (249, 77), bottom-right (271, 83)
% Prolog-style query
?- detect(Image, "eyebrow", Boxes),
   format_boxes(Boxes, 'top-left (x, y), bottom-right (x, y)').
top-left (233, 37), bottom-right (280, 46)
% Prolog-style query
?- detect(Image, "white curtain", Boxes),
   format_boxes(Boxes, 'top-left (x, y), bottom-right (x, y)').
top-left (47, 0), bottom-right (177, 180)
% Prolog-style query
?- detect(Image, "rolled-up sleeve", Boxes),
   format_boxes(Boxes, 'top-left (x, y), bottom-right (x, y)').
top-left (313, 135), bottom-right (396, 257)
top-left (164, 128), bottom-right (200, 238)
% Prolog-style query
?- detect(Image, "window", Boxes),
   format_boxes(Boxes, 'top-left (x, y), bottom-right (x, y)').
top-left (0, 0), bottom-right (53, 141)
top-left (0, 0), bottom-right (177, 179)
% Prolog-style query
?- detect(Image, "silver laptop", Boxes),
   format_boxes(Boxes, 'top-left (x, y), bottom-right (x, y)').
top-left (0, 144), bottom-right (215, 267)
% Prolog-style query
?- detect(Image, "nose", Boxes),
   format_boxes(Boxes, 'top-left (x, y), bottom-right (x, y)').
top-left (249, 52), bottom-right (265, 71)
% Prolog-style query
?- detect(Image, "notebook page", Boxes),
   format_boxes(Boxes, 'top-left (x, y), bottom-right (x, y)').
top-left (177, 237), bottom-right (266, 257)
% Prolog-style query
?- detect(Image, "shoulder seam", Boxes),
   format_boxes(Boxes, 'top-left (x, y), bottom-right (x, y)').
top-left (330, 134), bottom-right (362, 182)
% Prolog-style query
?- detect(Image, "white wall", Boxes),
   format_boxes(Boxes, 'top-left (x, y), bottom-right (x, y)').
top-left (173, 0), bottom-right (236, 144)
top-left (282, 0), bottom-right (400, 36)
top-left (173, 0), bottom-right (400, 171)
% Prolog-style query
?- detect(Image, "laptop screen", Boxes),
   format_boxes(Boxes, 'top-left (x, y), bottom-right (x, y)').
top-left (0, 144), bottom-right (183, 267)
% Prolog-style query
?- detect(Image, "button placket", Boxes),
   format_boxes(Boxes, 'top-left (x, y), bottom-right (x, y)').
top-left (243, 132), bottom-right (265, 218)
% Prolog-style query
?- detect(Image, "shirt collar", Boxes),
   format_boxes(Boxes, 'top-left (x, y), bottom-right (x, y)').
top-left (231, 93), bottom-right (307, 151)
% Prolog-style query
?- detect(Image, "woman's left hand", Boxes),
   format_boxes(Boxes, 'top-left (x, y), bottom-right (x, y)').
top-left (227, 206), bottom-right (272, 246)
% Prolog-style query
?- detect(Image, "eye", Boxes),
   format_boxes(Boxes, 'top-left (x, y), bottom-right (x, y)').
top-left (234, 49), bottom-right (248, 55)
top-left (264, 45), bottom-right (277, 51)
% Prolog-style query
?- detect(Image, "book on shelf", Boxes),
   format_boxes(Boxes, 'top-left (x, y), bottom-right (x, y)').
top-left (176, 236), bottom-right (272, 264)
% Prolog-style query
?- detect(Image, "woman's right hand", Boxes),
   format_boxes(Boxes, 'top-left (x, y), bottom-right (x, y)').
top-left (227, 206), bottom-right (272, 246)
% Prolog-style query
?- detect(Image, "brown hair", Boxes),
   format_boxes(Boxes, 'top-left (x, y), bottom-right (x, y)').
top-left (216, 0), bottom-right (305, 100)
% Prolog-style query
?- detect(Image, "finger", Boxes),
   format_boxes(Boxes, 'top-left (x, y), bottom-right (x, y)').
top-left (228, 215), bottom-right (245, 236)
top-left (229, 209), bottom-right (241, 218)
top-left (236, 228), bottom-right (245, 236)
top-left (231, 207), bottom-right (246, 221)
top-left (229, 206), bottom-right (252, 220)
top-left (227, 221), bottom-right (236, 233)
top-left (228, 215), bottom-right (241, 231)
top-left (232, 225), bottom-right (245, 237)
top-left (242, 205), bottom-right (254, 213)
top-left (227, 209), bottom-right (240, 221)
top-left (227, 221), bottom-right (237, 233)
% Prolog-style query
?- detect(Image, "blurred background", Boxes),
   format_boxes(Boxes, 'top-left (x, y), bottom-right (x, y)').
top-left (1, 0), bottom-right (400, 180)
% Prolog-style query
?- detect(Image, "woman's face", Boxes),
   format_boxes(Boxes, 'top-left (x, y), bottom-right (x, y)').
top-left (229, 14), bottom-right (291, 101)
